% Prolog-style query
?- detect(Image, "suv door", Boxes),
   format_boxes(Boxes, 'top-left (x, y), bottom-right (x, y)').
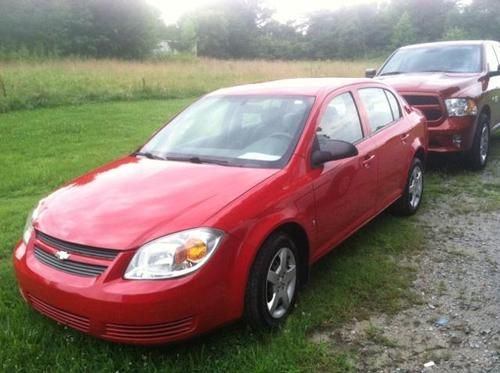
top-left (357, 87), bottom-right (413, 210)
top-left (311, 90), bottom-right (378, 253)
top-left (489, 43), bottom-right (500, 129)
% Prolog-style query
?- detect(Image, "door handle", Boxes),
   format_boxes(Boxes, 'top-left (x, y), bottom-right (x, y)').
top-left (401, 133), bottom-right (410, 142)
top-left (362, 154), bottom-right (375, 168)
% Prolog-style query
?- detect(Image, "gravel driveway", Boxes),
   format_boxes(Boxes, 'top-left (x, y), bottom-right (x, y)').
top-left (312, 149), bottom-right (500, 372)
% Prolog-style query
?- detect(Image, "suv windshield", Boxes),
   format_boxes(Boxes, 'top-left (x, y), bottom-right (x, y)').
top-left (139, 95), bottom-right (315, 168)
top-left (380, 45), bottom-right (482, 75)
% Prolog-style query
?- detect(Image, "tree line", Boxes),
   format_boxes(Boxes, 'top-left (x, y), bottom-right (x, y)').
top-left (0, 0), bottom-right (499, 60)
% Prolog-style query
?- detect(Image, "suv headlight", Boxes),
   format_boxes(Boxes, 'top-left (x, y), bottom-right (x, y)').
top-left (124, 228), bottom-right (224, 280)
top-left (445, 98), bottom-right (477, 117)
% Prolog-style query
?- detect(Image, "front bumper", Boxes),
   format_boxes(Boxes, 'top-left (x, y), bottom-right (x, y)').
top-left (13, 235), bottom-right (240, 345)
top-left (427, 116), bottom-right (476, 153)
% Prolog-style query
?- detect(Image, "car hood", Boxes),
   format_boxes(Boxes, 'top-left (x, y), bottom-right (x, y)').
top-left (35, 156), bottom-right (278, 250)
top-left (377, 72), bottom-right (480, 97)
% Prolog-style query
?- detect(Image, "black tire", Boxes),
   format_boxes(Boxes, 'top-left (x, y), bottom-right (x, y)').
top-left (467, 114), bottom-right (490, 171)
top-left (244, 232), bottom-right (299, 330)
top-left (392, 158), bottom-right (424, 216)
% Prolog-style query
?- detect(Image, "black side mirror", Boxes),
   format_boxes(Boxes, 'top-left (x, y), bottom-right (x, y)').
top-left (486, 65), bottom-right (500, 78)
top-left (365, 68), bottom-right (377, 78)
top-left (312, 138), bottom-right (358, 167)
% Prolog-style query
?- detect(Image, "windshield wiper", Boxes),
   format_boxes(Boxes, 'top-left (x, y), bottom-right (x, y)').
top-left (379, 71), bottom-right (404, 76)
top-left (133, 151), bottom-right (165, 160)
top-left (165, 155), bottom-right (230, 166)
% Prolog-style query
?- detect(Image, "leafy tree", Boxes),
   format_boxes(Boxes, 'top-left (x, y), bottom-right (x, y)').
top-left (391, 11), bottom-right (417, 49)
top-left (0, 0), bottom-right (164, 59)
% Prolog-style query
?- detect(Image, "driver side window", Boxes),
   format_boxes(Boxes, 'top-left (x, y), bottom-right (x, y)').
top-left (317, 92), bottom-right (363, 144)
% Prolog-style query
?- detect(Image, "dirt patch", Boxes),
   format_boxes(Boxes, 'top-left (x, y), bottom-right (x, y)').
top-left (312, 165), bottom-right (500, 371)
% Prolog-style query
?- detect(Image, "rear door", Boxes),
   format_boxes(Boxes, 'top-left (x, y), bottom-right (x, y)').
top-left (311, 89), bottom-right (378, 252)
top-left (357, 87), bottom-right (413, 211)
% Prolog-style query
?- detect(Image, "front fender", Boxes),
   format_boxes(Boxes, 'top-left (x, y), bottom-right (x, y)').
top-left (225, 209), bottom-right (313, 320)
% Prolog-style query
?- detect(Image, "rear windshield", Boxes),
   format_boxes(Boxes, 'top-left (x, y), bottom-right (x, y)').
top-left (379, 45), bottom-right (482, 75)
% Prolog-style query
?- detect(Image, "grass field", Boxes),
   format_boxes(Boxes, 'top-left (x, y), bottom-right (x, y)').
top-left (1, 95), bottom-right (499, 371)
top-left (0, 58), bottom-right (374, 113)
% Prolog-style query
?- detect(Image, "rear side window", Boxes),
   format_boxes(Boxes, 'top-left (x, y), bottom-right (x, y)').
top-left (358, 88), bottom-right (395, 132)
top-left (317, 92), bottom-right (363, 144)
top-left (384, 90), bottom-right (402, 120)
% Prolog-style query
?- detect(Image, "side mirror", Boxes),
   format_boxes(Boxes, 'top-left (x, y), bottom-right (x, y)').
top-left (365, 68), bottom-right (377, 78)
top-left (312, 138), bottom-right (358, 167)
top-left (486, 65), bottom-right (500, 78)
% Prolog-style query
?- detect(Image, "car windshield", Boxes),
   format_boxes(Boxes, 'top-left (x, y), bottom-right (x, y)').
top-left (139, 95), bottom-right (315, 168)
top-left (380, 45), bottom-right (482, 74)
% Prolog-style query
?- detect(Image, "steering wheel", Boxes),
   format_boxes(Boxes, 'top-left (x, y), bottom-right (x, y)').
top-left (268, 132), bottom-right (293, 141)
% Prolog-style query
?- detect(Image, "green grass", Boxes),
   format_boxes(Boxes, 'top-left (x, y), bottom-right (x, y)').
top-left (0, 58), bottom-right (375, 113)
top-left (0, 100), bottom-right (422, 372)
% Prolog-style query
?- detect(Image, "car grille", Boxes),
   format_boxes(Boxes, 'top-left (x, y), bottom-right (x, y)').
top-left (34, 246), bottom-right (108, 277)
top-left (103, 317), bottom-right (195, 341)
top-left (28, 294), bottom-right (90, 332)
top-left (37, 231), bottom-right (118, 260)
top-left (403, 94), bottom-right (444, 124)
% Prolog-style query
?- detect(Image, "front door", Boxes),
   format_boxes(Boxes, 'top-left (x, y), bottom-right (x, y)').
top-left (311, 91), bottom-right (378, 253)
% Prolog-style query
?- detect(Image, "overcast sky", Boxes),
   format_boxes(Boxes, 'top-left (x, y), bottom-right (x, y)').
top-left (146, 0), bottom-right (380, 25)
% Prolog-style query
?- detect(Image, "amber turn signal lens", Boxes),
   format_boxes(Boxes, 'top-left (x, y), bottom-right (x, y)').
top-left (185, 238), bottom-right (208, 262)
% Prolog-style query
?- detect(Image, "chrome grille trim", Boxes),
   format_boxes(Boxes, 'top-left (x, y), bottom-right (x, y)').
top-left (402, 94), bottom-right (444, 123)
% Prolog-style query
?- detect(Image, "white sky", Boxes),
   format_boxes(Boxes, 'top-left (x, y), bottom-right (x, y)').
top-left (146, 0), bottom-right (380, 25)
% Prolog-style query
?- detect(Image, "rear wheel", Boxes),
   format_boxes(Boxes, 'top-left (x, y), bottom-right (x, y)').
top-left (244, 232), bottom-right (298, 330)
top-left (467, 114), bottom-right (490, 171)
top-left (392, 158), bottom-right (424, 216)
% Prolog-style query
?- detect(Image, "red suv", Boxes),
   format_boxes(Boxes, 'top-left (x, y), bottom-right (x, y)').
top-left (367, 40), bottom-right (500, 169)
top-left (14, 78), bottom-right (426, 344)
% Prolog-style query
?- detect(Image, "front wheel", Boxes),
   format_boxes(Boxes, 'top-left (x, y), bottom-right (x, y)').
top-left (392, 158), bottom-right (424, 216)
top-left (244, 232), bottom-right (298, 330)
top-left (467, 114), bottom-right (490, 171)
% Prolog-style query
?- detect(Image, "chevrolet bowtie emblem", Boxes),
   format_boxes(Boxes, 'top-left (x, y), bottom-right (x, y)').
top-left (55, 250), bottom-right (70, 261)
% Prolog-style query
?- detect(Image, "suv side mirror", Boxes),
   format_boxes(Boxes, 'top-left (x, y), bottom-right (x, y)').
top-left (486, 65), bottom-right (500, 78)
top-left (312, 138), bottom-right (358, 167)
top-left (365, 68), bottom-right (377, 78)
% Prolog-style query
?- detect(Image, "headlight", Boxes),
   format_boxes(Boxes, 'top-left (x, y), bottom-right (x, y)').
top-left (22, 204), bottom-right (41, 245)
top-left (124, 228), bottom-right (224, 280)
top-left (445, 98), bottom-right (478, 117)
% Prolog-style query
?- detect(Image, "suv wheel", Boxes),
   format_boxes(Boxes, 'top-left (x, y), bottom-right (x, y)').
top-left (467, 114), bottom-right (490, 171)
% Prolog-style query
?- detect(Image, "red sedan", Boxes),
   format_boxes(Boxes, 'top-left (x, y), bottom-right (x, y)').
top-left (13, 78), bottom-right (427, 344)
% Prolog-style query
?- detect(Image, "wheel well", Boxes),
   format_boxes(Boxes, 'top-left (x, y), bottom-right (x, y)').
top-left (415, 147), bottom-right (426, 168)
top-left (276, 222), bottom-right (310, 286)
top-left (479, 106), bottom-right (491, 129)
top-left (480, 106), bottom-right (491, 121)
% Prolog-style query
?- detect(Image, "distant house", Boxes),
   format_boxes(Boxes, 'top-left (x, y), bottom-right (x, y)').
top-left (153, 41), bottom-right (174, 55)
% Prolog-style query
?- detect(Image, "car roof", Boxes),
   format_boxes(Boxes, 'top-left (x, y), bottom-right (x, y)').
top-left (400, 40), bottom-right (493, 50)
top-left (209, 78), bottom-right (374, 97)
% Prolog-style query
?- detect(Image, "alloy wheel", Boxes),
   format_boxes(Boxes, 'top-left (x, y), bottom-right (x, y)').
top-left (266, 247), bottom-right (297, 319)
top-left (408, 165), bottom-right (423, 209)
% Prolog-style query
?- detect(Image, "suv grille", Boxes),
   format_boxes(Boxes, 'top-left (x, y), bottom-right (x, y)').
top-left (403, 94), bottom-right (444, 124)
